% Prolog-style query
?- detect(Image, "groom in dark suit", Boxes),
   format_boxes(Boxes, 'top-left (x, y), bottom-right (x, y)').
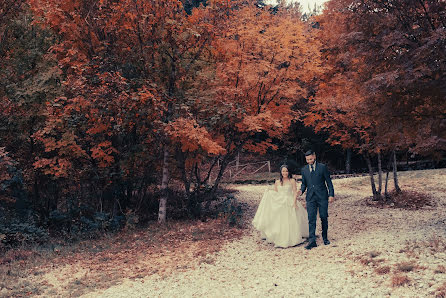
top-left (296, 150), bottom-right (335, 250)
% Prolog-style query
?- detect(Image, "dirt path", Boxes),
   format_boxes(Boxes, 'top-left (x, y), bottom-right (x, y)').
top-left (81, 169), bottom-right (446, 297)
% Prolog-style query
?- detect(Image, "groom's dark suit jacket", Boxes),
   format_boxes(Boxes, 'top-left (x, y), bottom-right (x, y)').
top-left (300, 162), bottom-right (334, 202)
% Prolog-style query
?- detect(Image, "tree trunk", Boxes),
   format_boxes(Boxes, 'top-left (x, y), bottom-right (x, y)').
top-left (206, 146), bottom-right (241, 211)
top-left (158, 147), bottom-right (170, 223)
top-left (207, 155), bottom-right (230, 208)
top-left (177, 149), bottom-right (191, 199)
top-left (392, 150), bottom-right (401, 193)
top-left (384, 170), bottom-right (390, 198)
top-left (345, 148), bottom-right (352, 174)
top-left (364, 153), bottom-right (378, 200)
top-left (384, 152), bottom-right (392, 198)
top-left (377, 151), bottom-right (382, 195)
top-left (200, 157), bottom-right (219, 187)
top-left (157, 47), bottom-right (177, 223)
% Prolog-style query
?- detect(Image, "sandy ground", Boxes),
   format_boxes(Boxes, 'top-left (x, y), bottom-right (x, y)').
top-left (80, 169), bottom-right (446, 298)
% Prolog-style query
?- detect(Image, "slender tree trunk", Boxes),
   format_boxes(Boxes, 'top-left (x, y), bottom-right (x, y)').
top-left (158, 147), bottom-right (170, 223)
top-left (345, 148), bottom-right (352, 174)
top-left (364, 153), bottom-right (378, 200)
top-left (377, 151), bottom-right (382, 196)
top-left (206, 143), bottom-right (242, 211)
top-left (200, 157), bottom-right (218, 186)
top-left (207, 155), bottom-right (230, 208)
top-left (177, 149), bottom-right (191, 199)
top-left (157, 47), bottom-right (177, 223)
top-left (384, 152), bottom-right (392, 198)
top-left (392, 150), bottom-right (401, 193)
top-left (125, 182), bottom-right (132, 212)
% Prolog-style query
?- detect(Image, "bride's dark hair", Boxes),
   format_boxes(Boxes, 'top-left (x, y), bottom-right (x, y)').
top-left (279, 164), bottom-right (291, 185)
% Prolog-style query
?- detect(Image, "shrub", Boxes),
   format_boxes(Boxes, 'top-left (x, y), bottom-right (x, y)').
top-left (48, 206), bottom-right (125, 239)
top-left (0, 221), bottom-right (48, 247)
top-left (216, 195), bottom-right (244, 226)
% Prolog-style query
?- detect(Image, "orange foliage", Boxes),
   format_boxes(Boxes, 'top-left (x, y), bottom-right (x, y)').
top-left (167, 118), bottom-right (226, 155)
top-left (309, 0), bottom-right (446, 155)
top-left (190, 3), bottom-right (321, 155)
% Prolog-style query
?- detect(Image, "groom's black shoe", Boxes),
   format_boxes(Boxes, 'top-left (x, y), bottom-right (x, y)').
top-left (323, 239), bottom-right (330, 245)
top-left (305, 242), bottom-right (317, 250)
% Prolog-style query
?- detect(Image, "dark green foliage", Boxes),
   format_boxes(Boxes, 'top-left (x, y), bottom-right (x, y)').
top-left (217, 195), bottom-right (244, 226)
top-left (160, 186), bottom-right (218, 220)
top-left (48, 207), bottom-right (125, 239)
top-left (0, 221), bottom-right (48, 247)
top-left (0, 156), bottom-right (30, 219)
top-left (182, 0), bottom-right (207, 14)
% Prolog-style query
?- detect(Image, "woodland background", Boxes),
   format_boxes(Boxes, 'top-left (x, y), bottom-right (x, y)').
top-left (0, 0), bottom-right (445, 248)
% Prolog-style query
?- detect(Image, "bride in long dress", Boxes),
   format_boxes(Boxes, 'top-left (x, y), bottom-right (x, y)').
top-left (252, 165), bottom-right (309, 248)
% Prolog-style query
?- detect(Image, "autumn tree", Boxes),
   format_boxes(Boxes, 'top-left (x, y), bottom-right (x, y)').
top-left (27, 0), bottom-right (240, 223)
top-left (167, 2), bottom-right (322, 209)
top-left (0, 2), bottom-right (64, 218)
top-left (306, 0), bottom-right (446, 199)
top-left (2, 0), bottom-right (320, 226)
top-left (27, 0), bottom-right (166, 221)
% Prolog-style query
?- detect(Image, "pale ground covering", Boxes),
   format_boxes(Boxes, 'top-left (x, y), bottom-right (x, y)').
top-left (81, 169), bottom-right (446, 298)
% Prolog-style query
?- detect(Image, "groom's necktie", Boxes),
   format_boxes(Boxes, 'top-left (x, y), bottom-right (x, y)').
top-left (310, 165), bottom-right (315, 179)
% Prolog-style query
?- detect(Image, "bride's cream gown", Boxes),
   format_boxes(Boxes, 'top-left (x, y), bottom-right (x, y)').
top-left (252, 182), bottom-right (309, 248)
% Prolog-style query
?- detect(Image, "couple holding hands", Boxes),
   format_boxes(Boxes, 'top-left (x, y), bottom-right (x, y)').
top-left (252, 150), bottom-right (335, 249)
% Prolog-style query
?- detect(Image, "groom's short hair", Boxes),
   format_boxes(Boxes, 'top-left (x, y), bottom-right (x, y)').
top-left (305, 150), bottom-right (315, 156)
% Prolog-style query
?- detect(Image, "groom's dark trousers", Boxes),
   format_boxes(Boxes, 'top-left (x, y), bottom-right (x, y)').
top-left (300, 163), bottom-right (334, 244)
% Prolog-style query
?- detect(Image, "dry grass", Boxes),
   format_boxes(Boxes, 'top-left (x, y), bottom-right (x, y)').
top-left (434, 265), bottom-right (446, 274)
top-left (374, 266), bottom-right (391, 275)
top-left (427, 237), bottom-right (446, 254)
top-left (0, 249), bottom-right (37, 265)
top-left (367, 190), bottom-right (433, 210)
top-left (395, 261), bottom-right (417, 272)
top-left (390, 190), bottom-right (434, 209)
top-left (357, 254), bottom-right (385, 267)
top-left (402, 237), bottom-right (446, 258)
top-left (391, 274), bottom-right (411, 287)
top-left (0, 218), bottom-right (245, 297)
top-left (1, 169), bottom-right (445, 296)
top-left (358, 257), bottom-right (372, 266)
top-left (435, 282), bottom-right (446, 298)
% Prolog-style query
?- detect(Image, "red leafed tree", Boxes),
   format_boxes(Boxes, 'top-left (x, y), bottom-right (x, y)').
top-left (306, 0), bottom-right (446, 199)
top-left (175, 2), bottom-right (322, 203)
top-left (28, 0), bottom-right (235, 222)
top-left (28, 0), bottom-right (167, 218)
top-left (24, 0), bottom-right (319, 223)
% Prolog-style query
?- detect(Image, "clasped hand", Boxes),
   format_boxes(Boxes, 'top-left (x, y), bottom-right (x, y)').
top-left (294, 195), bottom-right (334, 208)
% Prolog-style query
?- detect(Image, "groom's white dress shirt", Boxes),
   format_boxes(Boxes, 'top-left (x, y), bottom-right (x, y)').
top-left (309, 162), bottom-right (316, 172)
